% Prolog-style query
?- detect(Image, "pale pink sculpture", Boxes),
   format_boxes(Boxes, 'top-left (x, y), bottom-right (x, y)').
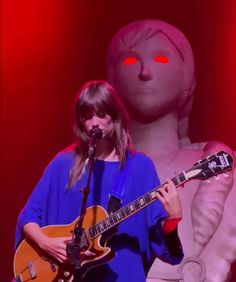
top-left (106, 19), bottom-right (235, 282)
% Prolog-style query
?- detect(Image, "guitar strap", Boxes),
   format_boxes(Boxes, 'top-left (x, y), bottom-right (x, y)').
top-left (108, 151), bottom-right (133, 214)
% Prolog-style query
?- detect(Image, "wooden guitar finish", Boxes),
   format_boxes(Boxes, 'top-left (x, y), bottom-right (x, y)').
top-left (13, 206), bottom-right (113, 282)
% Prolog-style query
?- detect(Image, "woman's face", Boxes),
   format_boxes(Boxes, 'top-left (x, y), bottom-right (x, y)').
top-left (82, 111), bottom-right (114, 139)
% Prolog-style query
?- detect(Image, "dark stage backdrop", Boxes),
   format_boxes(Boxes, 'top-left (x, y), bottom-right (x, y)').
top-left (1, 1), bottom-right (236, 281)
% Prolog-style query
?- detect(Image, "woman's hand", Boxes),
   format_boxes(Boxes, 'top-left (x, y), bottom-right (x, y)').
top-left (38, 236), bottom-right (71, 263)
top-left (156, 179), bottom-right (182, 233)
top-left (155, 179), bottom-right (182, 219)
top-left (23, 223), bottom-right (71, 263)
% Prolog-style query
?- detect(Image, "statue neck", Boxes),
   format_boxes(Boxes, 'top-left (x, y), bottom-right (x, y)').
top-left (130, 112), bottom-right (180, 158)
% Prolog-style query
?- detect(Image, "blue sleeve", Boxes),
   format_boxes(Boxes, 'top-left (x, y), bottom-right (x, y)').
top-left (144, 157), bottom-right (184, 265)
top-left (15, 158), bottom-right (55, 248)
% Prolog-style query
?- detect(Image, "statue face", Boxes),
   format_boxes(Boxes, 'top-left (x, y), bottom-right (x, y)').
top-left (111, 32), bottom-right (185, 122)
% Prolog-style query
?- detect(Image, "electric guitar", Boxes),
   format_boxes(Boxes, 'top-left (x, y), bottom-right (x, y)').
top-left (13, 151), bottom-right (233, 282)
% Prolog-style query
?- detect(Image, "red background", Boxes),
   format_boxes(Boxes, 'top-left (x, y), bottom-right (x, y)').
top-left (1, 1), bottom-right (236, 281)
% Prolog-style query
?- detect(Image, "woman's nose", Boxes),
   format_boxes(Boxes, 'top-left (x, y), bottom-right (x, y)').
top-left (138, 65), bottom-right (153, 81)
top-left (91, 115), bottom-right (99, 127)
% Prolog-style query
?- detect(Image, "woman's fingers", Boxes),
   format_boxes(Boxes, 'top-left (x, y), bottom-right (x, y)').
top-left (156, 179), bottom-right (182, 219)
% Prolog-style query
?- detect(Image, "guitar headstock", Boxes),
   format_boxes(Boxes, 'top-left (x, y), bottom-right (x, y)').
top-left (185, 151), bottom-right (233, 181)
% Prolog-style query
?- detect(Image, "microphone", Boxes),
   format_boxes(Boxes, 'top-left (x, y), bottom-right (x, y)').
top-left (88, 127), bottom-right (103, 157)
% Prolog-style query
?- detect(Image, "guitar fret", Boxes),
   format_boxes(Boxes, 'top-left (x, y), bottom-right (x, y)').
top-left (90, 226), bottom-right (95, 238)
top-left (91, 222), bottom-right (104, 237)
top-left (144, 193), bottom-right (152, 203)
top-left (109, 216), bottom-right (114, 225)
top-left (124, 206), bottom-right (131, 216)
top-left (90, 227), bottom-right (97, 237)
top-left (109, 217), bottom-right (114, 226)
top-left (97, 224), bottom-right (101, 233)
top-left (102, 221), bottom-right (107, 229)
top-left (117, 211), bottom-right (121, 220)
top-left (92, 226), bottom-right (97, 235)
top-left (129, 204), bottom-right (135, 212)
top-left (89, 228), bottom-right (94, 238)
top-left (120, 209), bottom-right (126, 218)
top-left (94, 224), bottom-right (99, 235)
top-left (139, 197), bottom-right (145, 206)
top-left (172, 177), bottom-right (179, 186)
top-left (106, 219), bottom-right (110, 227)
top-left (112, 213), bottom-right (118, 223)
top-left (172, 172), bottom-right (186, 186)
top-left (150, 191), bottom-right (156, 200)
top-left (134, 200), bottom-right (140, 210)
top-left (179, 173), bottom-right (187, 183)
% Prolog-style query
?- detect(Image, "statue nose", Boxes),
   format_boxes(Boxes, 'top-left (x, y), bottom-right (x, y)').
top-left (138, 66), bottom-right (153, 81)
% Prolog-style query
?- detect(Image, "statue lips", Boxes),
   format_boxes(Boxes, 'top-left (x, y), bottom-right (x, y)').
top-left (137, 87), bottom-right (158, 96)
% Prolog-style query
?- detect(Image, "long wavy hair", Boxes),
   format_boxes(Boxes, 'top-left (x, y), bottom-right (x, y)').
top-left (69, 80), bottom-right (132, 187)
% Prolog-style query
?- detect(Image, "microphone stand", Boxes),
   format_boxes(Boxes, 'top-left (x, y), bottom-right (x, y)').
top-left (66, 130), bottom-right (101, 281)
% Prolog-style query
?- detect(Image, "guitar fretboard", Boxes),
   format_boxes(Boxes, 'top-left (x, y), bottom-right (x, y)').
top-left (88, 172), bottom-right (187, 239)
top-left (87, 151), bottom-right (233, 239)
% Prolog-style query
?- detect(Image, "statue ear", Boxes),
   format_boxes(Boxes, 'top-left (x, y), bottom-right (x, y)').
top-left (177, 77), bottom-right (196, 139)
top-left (177, 92), bottom-right (193, 140)
top-left (177, 90), bottom-right (192, 118)
top-left (178, 76), bottom-right (196, 119)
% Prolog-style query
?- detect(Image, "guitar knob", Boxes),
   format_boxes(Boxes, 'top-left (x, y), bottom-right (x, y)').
top-left (64, 271), bottom-right (70, 277)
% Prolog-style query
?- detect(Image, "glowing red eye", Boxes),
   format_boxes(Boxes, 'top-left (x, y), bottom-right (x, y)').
top-left (154, 55), bottom-right (169, 63)
top-left (123, 56), bottom-right (138, 65)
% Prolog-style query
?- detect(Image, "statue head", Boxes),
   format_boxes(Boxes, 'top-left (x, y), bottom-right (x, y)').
top-left (106, 19), bottom-right (195, 137)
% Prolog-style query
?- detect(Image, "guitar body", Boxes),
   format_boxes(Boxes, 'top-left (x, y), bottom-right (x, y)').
top-left (13, 205), bottom-right (114, 282)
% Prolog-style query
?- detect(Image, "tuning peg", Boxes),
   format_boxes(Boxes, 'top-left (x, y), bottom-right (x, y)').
top-left (224, 173), bottom-right (229, 178)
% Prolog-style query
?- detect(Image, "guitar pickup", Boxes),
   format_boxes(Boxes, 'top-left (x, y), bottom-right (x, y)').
top-left (28, 261), bottom-right (36, 279)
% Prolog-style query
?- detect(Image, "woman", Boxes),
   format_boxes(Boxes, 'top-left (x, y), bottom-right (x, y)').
top-left (15, 80), bottom-right (183, 282)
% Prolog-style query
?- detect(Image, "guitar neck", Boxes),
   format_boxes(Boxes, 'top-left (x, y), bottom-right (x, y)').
top-left (88, 151), bottom-right (233, 239)
top-left (88, 171), bottom-right (188, 239)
